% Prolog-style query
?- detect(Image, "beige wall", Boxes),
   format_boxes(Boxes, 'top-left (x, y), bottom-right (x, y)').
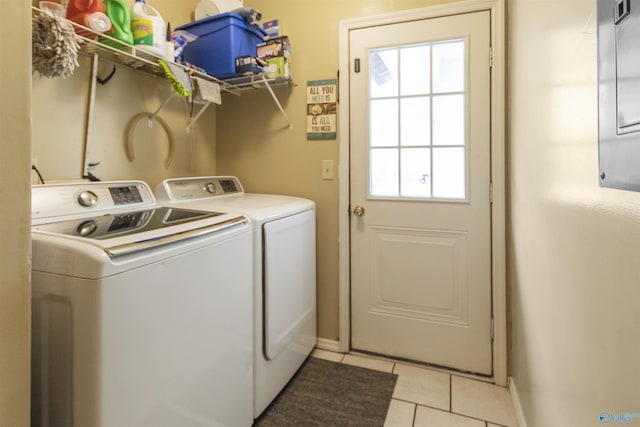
top-left (217, 0), bottom-right (456, 341)
top-left (1, 2), bottom-right (31, 426)
top-left (31, 0), bottom-right (218, 188)
top-left (509, 0), bottom-right (640, 425)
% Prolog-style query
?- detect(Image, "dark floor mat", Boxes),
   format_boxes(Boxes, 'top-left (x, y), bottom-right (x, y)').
top-left (254, 357), bottom-right (398, 427)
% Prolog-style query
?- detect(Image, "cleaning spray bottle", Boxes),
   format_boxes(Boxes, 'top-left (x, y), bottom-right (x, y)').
top-left (100, 0), bottom-right (133, 48)
top-left (131, 0), bottom-right (166, 56)
top-left (66, 0), bottom-right (108, 39)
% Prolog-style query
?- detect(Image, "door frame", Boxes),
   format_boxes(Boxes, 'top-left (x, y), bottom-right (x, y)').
top-left (337, 0), bottom-right (507, 386)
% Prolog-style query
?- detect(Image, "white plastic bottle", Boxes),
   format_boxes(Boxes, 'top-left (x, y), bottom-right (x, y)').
top-left (130, 0), bottom-right (166, 56)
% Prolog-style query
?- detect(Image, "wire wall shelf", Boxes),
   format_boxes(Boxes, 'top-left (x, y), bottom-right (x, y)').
top-left (32, 6), bottom-right (294, 97)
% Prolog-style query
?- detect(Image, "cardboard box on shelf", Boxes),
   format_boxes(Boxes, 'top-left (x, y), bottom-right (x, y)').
top-left (235, 55), bottom-right (261, 75)
top-left (257, 36), bottom-right (291, 80)
top-left (262, 19), bottom-right (280, 38)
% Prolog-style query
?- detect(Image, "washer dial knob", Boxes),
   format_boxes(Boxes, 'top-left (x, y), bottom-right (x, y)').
top-left (77, 191), bottom-right (98, 207)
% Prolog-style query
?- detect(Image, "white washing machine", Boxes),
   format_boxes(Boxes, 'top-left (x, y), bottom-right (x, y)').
top-left (31, 180), bottom-right (254, 427)
top-left (155, 176), bottom-right (317, 418)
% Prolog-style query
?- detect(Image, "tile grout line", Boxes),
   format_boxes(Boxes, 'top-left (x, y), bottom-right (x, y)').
top-left (396, 400), bottom-right (509, 427)
top-left (409, 402), bottom-right (504, 426)
top-left (411, 400), bottom-right (417, 427)
top-left (449, 374), bottom-right (453, 413)
top-left (448, 408), bottom-right (504, 426)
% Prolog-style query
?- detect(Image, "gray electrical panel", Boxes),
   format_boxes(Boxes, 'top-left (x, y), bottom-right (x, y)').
top-left (598, 0), bottom-right (640, 191)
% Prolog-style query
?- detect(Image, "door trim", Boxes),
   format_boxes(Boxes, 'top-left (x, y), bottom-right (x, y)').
top-left (338, 0), bottom-right (507, 386)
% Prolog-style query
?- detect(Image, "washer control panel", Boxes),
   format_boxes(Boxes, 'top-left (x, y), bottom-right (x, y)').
top-left (157, 176), bottom-right (244, 201)
top-left (32, 181), bottom-right (154, 220)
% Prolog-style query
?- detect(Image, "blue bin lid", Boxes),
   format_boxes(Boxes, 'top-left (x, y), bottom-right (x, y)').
top-left (176, 12), bottom-right (267, 38)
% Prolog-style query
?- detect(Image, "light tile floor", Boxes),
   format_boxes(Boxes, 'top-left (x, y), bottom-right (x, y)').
top-left (311, 349), bottom-right (518, 427)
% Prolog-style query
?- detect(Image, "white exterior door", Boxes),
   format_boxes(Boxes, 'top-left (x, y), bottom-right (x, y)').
top-left (349, 11), bottom-right (493, 375)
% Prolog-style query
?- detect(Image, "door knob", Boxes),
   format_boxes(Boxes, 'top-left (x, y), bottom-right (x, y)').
top-left (353, 205), bottom-right (365, 216)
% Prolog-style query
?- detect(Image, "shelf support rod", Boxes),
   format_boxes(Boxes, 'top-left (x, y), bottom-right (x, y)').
top-left (148, 91), bottom-right (178, 126)
top-left (262, 75), bottom-right (291, 129)
top-left (186, 102), bottom-right (213, 133)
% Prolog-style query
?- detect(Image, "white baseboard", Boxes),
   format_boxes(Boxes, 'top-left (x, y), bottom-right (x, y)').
top-left (315, 338), bottom-right (342, 353)
top-left (508, 376), bottom-right (528, 427)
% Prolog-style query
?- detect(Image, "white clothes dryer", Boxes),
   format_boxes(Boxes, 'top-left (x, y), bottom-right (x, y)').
top-left (155, 176), bottom-right (317, 418)
top-left (31, 180), bottom-right (254, 427)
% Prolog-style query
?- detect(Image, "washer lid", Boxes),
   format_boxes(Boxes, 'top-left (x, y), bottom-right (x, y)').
top-left (194, 0), bottom-right (243, 20)
top-left (33, 207), bottom-right (224, 240)
top-left (33, 207), bottom-right (248, 258)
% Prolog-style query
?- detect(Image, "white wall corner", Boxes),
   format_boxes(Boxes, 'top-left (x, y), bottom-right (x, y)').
top-left (508, 376), bottom-right (528, 427)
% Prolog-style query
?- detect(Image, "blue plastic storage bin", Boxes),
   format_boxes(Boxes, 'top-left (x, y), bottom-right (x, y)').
top-left (176, 13), bottom-right (266, 79)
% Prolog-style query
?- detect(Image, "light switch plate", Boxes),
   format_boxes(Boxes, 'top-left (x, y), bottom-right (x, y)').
top-left (322, 160), bottom-right (334, 180)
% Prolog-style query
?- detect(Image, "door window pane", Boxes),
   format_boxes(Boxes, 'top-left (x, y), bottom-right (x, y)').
top-left (370, 50), bottom-right (398, 98)
top-left (400, 45), bottom-right (431, 96)
top-left (433, 147), bottom-right (465, 199)
top-left (433, 94), bottom-right (464, 146)
top-left (371, 149), bottom-right (399, 197)
top-left (368, 38), bottom-right (466, 200)
top-left (400, 97), bottom-right (430, 147)
top-left (401, 148), bottom-right (431, 198)
top-left (433, 40), bottom-right (464, 93)
top-left (371, 99), bottom-right (398, 147)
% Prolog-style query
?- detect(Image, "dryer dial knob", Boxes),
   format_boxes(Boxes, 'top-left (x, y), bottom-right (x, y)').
top-left (77, 191), bottom-right (98, 207)
top-left (204, 182), bottom-right (217, 194)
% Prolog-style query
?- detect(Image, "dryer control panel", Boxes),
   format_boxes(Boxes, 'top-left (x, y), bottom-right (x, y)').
top-left (156, 176), bottom-right (245, 201)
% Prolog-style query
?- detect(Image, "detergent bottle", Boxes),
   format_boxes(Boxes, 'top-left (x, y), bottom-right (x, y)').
top-left (131, 0), bottom-right (166, 56)
top-left (65, 0), bottom-right (106, 39)
top-left (100, 0), bottom-right (134, 48)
